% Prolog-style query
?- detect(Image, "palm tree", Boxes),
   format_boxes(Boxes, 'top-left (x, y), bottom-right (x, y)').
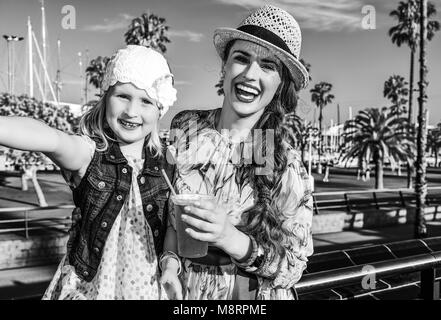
top-left (383, 75), bottom-right (409, 176)
top-left (414, 0), bottom-right (431, 239)
top-left (427, 123), bottom-right (441, 167)
top-left (310, 82), bottom-right (335, 172)
top-left (85, 56), bottom-right (110, 92)
top-left (340, 108), bottom-right (415, 189)
top-left (389, 0), bottom-right (439, 188)
top-left (383, 75), bottom-right (409, 115)
top-left (124, 12), bottom-right (170, 53)
top-left (389, 0), bottom-right (439, 122)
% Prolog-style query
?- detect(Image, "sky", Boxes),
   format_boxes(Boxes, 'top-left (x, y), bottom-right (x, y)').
top-left (0, 0), bottom-right (440, 129)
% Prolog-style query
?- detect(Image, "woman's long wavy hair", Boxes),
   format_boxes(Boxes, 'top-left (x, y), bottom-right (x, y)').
top-left (222, 41), bottom-right (299, 259)
top-left (79, 88), bottom-right (163, 157)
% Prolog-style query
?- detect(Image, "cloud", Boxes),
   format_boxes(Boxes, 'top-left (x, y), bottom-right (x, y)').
top-left (84, 15), bottom-right (204, 42)
top-left (212, 0), bottom-right (373, 32)
top-left (168, 30), bottom-right (204, 42)
top-left (83, 13), bottom-right (134, 32)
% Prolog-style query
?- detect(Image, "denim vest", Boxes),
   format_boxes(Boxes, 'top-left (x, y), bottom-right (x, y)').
top-left (66, 139), bottom-right (174, 282)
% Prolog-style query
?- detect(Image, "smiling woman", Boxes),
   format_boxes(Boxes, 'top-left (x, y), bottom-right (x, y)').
top-left (221, 40), bottom-right (282, 119)
top-left (160, 5), bottom-right (314, 300)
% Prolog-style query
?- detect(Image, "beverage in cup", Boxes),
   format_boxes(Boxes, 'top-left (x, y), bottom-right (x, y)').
top-left (171, 194), bottom-right (214, 258)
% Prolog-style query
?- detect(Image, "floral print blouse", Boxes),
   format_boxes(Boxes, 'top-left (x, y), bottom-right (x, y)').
top-left (169, 109), bottom-right (314, 300)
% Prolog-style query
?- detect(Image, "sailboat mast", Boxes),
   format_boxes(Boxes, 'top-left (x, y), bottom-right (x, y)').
top-left (55, 39), bottom-right (62, 101)
top-left (27, 16), bottom-right (34, 98)
top-left (78, 51), bottom-right (84, 105)
top-left (84, 49), bottom-right (89, 103)
top-left (41, 0), bottom-right (47, 101)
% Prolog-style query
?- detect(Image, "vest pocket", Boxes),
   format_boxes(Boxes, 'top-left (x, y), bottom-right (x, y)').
top-left (87, 173), bottom-right (114, 192)
top-left (83, 173), bottom-right (114, 221)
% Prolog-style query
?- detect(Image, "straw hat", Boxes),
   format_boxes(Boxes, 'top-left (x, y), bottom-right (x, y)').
top-left (102, 45), bottom-right (177, 119)
top-left (213, 5), bottom-right (309, 90)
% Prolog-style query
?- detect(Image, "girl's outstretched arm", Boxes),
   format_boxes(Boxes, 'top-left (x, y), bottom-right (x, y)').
top-left (0, 116), bottom-right (91, 171)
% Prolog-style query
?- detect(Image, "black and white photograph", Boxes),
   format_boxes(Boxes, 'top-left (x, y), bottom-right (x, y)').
top-left (0, 0), bottom-right (441, 307)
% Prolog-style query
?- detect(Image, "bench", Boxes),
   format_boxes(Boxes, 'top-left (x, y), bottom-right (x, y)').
top-left (313, 187), bottom-right (441, 216)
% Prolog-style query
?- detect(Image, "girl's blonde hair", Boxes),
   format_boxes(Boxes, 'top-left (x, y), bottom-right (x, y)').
top-left (79, 90), bottom-right (163, 157)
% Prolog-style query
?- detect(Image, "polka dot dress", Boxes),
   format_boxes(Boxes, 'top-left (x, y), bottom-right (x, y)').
top-left (43, 155), bottom-right (167, 300)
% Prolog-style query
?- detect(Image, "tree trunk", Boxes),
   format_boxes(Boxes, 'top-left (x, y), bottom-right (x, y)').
top-left (21, 172), bottom-right (29, 191)
top-left (318, 105), bottom-right (323, 174)
top-left (436, 147), bottom-right (439, 167)
top-left (409, 42), bottom-right (415, 125)
top-left (375, 155), bottom-right (384, 190)
top-left (407, 48), bottom-right (415, 189)
top-left (415, 0), bottom-right (428, 239)
top-left (28, 167), bottom-right (48, 207)
top-left (301, 145), bottom-right (305, 166)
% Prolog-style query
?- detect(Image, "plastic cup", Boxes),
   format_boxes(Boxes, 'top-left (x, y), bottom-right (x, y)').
top-left (171, 194), bottom-right (214, 258)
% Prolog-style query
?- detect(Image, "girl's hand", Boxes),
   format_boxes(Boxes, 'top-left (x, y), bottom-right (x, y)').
top-left (160, 269), bottom-right (183, 300)
top-left (181, 199), bottom-right (236, 251)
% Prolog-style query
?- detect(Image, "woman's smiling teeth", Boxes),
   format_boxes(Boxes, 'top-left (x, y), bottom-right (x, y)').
top-left (235, 83), bottom-right (261, 102)
top-left (119, 119), bottom-right (142, 129)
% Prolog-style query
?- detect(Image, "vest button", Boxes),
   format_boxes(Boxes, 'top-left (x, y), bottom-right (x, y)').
top-left (154, 229), bottom-right (159, 237)
top-left (98, 181), bottom-right (105, 189)
top-left (101, 221), bottom-right (108, 229)
top-left (117, 195), bottom-right (123, 201)
top-left (83, 270), bottom-right (89, 277)
top-left (122, 168), bottom-right (128, 174)
top-left (140, 177), bottom-right (146, 185)
top-left (146, 204), bottom-right (153, 212)
top-left (154, 166), bottom-right (159, 171)
top-left (110, 155), bottom-right (115, 160)
top-left (93, 247), bottom-right (100, 254)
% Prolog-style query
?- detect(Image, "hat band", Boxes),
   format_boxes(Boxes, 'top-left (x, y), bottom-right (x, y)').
top-left (237, 25), bottom-right (296, 58)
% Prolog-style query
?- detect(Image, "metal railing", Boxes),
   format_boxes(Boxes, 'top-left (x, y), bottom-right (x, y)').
top-left (296, 252), bottom-right (441, 299)
top-left (0, 205), bottom-right (74, 238)
top-left (297, 236), bottom-right (441, 300)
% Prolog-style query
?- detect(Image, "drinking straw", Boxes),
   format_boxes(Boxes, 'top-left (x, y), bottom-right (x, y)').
top-left (161, 169), bottom-right (177, 196)
top-left (197, 137), bottom-right (222, 194)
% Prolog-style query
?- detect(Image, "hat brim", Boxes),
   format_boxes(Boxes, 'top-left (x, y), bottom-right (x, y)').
top-left (213, 28), bottom-right (309, 90)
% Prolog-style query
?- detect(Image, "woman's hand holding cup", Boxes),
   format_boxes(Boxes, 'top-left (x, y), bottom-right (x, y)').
top-left (181, 198), bottom-right (235, 251)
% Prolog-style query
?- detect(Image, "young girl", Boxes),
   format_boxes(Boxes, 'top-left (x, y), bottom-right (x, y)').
top-left (160, 5), bottom-right (314, 300)
top-left (0, 45), bottom-right (177, 300)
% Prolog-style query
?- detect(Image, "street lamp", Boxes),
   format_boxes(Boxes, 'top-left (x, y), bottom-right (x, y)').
top-left (3, 35), bottom-right (25, 95)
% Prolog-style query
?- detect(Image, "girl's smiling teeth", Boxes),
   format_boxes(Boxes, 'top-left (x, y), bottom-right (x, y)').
top-left (235, 83), bottom-right (261, 102)
top-left (118, 119), bottom-right (142, 129)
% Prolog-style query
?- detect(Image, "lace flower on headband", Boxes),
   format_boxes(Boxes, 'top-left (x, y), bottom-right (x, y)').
top-left (150, 75), bottom-right (176, 117)
top-left (101, 45), bottom-right (177, 118)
